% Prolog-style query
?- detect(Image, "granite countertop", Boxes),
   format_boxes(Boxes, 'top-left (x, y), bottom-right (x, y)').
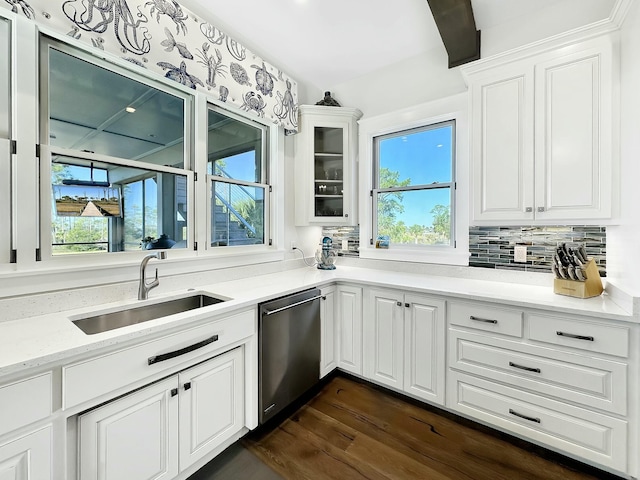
top-left (0, 266), bottom-right (634, 379)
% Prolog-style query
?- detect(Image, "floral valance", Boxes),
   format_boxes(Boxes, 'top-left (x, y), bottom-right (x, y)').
top-left (2, 0), bottom-right (299, 132)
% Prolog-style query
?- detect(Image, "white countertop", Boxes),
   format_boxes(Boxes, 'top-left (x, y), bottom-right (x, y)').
top-left (0, 266), bottom-right (634, 379)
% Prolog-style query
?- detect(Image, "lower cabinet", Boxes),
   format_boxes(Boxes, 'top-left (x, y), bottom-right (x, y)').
top-left (0, 426), bottom-right (52, 480)
top-left (320, 285), bottom-right (337, 378)
top-left (336, 285), bottom-right (363, 375)
top-left (447, 300), bottom-right (631, 474)
top-left (78, 347), bottom-right (244, 480)
top-left (364, 288), bottom-right (446, 405)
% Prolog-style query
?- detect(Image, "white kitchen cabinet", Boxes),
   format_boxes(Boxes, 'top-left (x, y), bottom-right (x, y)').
top-left (0, 426), bottom-right (52, 480)
top-left (336, 285), bottom-right (363, 375)
top-left (446, 300), bottom-right (632, 473)
top-left (466, 33), bottom-right (616, 224)
top-left (365, 289), bottom-right (404, 390)
top-left (78, 375), bottom-right (179, 480)
top-left (364, 288), bottom-right (446, 405)
top-left (320, 285), bottom-right (337, 378)
top-left (78, 348), bottom-right (243, 480)
top-left (294, 105), bottom-right (363, 226)
top-left (178, 347), bottom-right (243, 471)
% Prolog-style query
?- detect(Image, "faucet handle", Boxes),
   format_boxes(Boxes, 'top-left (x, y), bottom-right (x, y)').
top-left (157, 251), bottom-right (168, 260)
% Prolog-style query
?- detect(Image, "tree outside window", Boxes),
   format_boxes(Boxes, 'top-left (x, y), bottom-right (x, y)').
top-left (373, 121), bottom-right (455, 247)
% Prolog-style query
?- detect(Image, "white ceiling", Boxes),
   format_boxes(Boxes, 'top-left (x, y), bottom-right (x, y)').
top-left (180, 0), bottom-right (615, 92)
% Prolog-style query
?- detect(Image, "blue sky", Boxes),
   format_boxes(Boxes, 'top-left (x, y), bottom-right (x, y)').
top-left (378, 125), bottom-right (453, 226)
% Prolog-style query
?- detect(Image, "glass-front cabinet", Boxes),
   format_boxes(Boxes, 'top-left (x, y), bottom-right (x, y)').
top-left (295, 105), bottom-right (362, 226)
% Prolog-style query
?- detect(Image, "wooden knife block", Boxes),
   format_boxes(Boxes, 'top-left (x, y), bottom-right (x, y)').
top-left (553, 259), bottom-right (603, 298)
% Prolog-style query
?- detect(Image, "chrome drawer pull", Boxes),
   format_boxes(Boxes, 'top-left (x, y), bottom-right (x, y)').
top-left (509, 409), bottom-right (541, 423)
top-left (556, 331), bottom-right (594, 342)
top-left (262, 295), bottom-right (323, 316)
top-left (509, 361), bottom-right (541, 373)
top-left (470, 315), bottom-right (497, 324)
top-left (148, 334), bottom-right (219, 365)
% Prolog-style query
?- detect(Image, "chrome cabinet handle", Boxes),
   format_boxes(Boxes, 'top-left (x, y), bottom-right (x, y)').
top-left (556, 331), bottom-right (594, 342)
top-left (470, 315), bottom-right (497, 324)
top-left (262, 295), bottom-right (323, 316)
top-left (396, 301), bottom-right (402, 307)
top-left (537, 206), bottom-right (545, 212)
top-left (148, 334), bottom-right (219, 365)
top-left (509, 409), bottom-right (540, 423)
top-left (509, 361), bottom-right (541, 373)
top-left (525, 207), bottom-right (533, 213)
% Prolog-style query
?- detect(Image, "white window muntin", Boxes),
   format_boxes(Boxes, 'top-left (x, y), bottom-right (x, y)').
top-left (372, 120), bottom-right (456, 247)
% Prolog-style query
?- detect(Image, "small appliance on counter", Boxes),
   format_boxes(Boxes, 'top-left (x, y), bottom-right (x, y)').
top-left (315, 236), bottom-right (337, 270)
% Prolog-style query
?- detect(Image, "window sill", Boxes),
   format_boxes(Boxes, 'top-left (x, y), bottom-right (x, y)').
top-left (0, 248), bottom-right (286, 299)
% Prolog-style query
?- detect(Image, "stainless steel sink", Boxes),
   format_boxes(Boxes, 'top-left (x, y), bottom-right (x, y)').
top-left (72, 294), bottom-right (226, 335)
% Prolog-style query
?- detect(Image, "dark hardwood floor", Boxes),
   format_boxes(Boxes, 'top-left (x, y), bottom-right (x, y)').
top-left (195, 375), bottom-right (621, 480)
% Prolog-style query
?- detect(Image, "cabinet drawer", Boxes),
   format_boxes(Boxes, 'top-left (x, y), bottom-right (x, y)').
top-left (448, 372), bottom-right (627, 472)
top-left (449, 302), bottom-right (523, 337)
top-left (449, 330), bottom-right (627, 414)
top-left (528, 314), bottom-right (629, 358)
top-left (0, 372), bottom-right (52, 437)
top-left (63, 308), bottom-right (255, 410)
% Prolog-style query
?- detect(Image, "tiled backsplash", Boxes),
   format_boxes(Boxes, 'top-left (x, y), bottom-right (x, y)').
top-left (322, 225), bottom-right (607, 276)
top-left (469, 226), bottom-right (606, 276)
top-left (322, 226), bottom-right (360, 256)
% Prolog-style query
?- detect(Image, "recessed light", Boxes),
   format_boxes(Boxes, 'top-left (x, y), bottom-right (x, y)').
top-left (125, 106), bottom-right (136, 113)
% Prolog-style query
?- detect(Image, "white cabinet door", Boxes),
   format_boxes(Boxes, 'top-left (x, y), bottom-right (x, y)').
top-left (320, 286), bottom-right (337, 378)
top-left (534, 41), bottom-right (613, 221)
top-left (294, 105), bottom-right (362, 226)
top-left (178, 348), bottom-right (244, 472)
top-left (0, 427), bottom-right (51, 480)
top-left (404, 294), bottom-right (446, 405)
top-left (78, 377), bottom-right (179, 480)
top-left (468, 33), bottom-right (615, 225)
top-left (471, 63), bottom-right (535, 223)
top-left (365, 289), bottom-right (404, 390)
top-left (336, 285), bottom-right (363, 375)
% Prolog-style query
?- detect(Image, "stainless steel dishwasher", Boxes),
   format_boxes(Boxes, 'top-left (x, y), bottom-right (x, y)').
top-left (258, 288), bottom-right (322, 424)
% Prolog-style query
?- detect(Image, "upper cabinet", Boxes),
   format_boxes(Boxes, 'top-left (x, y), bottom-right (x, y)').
top-left (464, 32), bottom-right (618, 225)
top-left (295, 105), bottom-right (363, 226)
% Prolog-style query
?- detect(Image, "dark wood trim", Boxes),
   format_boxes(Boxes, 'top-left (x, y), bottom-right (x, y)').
top-left (426, 0), bottom-right (481, 68)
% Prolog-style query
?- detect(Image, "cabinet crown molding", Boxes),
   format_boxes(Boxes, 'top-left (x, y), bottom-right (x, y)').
top-left (460, 17), bottom-right (620, 82)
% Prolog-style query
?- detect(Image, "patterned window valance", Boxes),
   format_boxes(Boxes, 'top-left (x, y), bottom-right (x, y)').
top-left (2, 0), bottom-right (299, 132)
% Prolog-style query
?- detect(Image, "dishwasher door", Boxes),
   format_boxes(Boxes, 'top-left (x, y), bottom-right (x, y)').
top-left (258, 288), bottom-right (321, 425)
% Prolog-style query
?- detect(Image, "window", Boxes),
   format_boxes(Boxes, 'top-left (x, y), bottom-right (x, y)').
top-left (40, 38), bottom-right (192, 257)
top-left (0, 17), bottom-right (11, 264)
top-left (373, 120), bottom-right (455, 247)
top-left (207, 106), bottom-right (269, 247)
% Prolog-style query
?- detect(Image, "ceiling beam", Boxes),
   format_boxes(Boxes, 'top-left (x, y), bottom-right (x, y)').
top-left (426, 0), bottom-right (481, 68)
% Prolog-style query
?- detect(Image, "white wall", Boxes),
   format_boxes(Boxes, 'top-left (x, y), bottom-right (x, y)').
top-left (607, 0), bottom-right (640, 296)
top-left (324, 0), bottom-right (615, 119)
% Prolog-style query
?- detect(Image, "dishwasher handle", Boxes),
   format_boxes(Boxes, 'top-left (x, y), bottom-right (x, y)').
top-left (262, 295), bottom-right (323, 316)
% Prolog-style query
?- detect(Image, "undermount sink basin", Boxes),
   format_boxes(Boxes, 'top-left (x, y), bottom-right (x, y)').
top-left (72, 293), bottom-right (227, 335)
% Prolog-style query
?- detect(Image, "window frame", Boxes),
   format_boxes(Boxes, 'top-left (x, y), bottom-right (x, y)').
top-left (0, 16), bottom-right (11, 267)
top-left (205, 103), bottom-right (272, 250)
top-left (358, 94), bottom-right (470, 266)
top-left (372, 120), bottom-right (456, 249)
top-left (0, 18), bottom-right (285, 297)
top-left (38, 35), bottom-right (195, 261)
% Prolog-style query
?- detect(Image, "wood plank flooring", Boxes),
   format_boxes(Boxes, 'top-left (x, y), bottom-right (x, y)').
top-left (239, 375), bottom-right (617, 480)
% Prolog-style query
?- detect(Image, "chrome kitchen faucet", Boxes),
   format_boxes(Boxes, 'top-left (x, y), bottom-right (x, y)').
top-left (138, 251), bottom-right (167, 300)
